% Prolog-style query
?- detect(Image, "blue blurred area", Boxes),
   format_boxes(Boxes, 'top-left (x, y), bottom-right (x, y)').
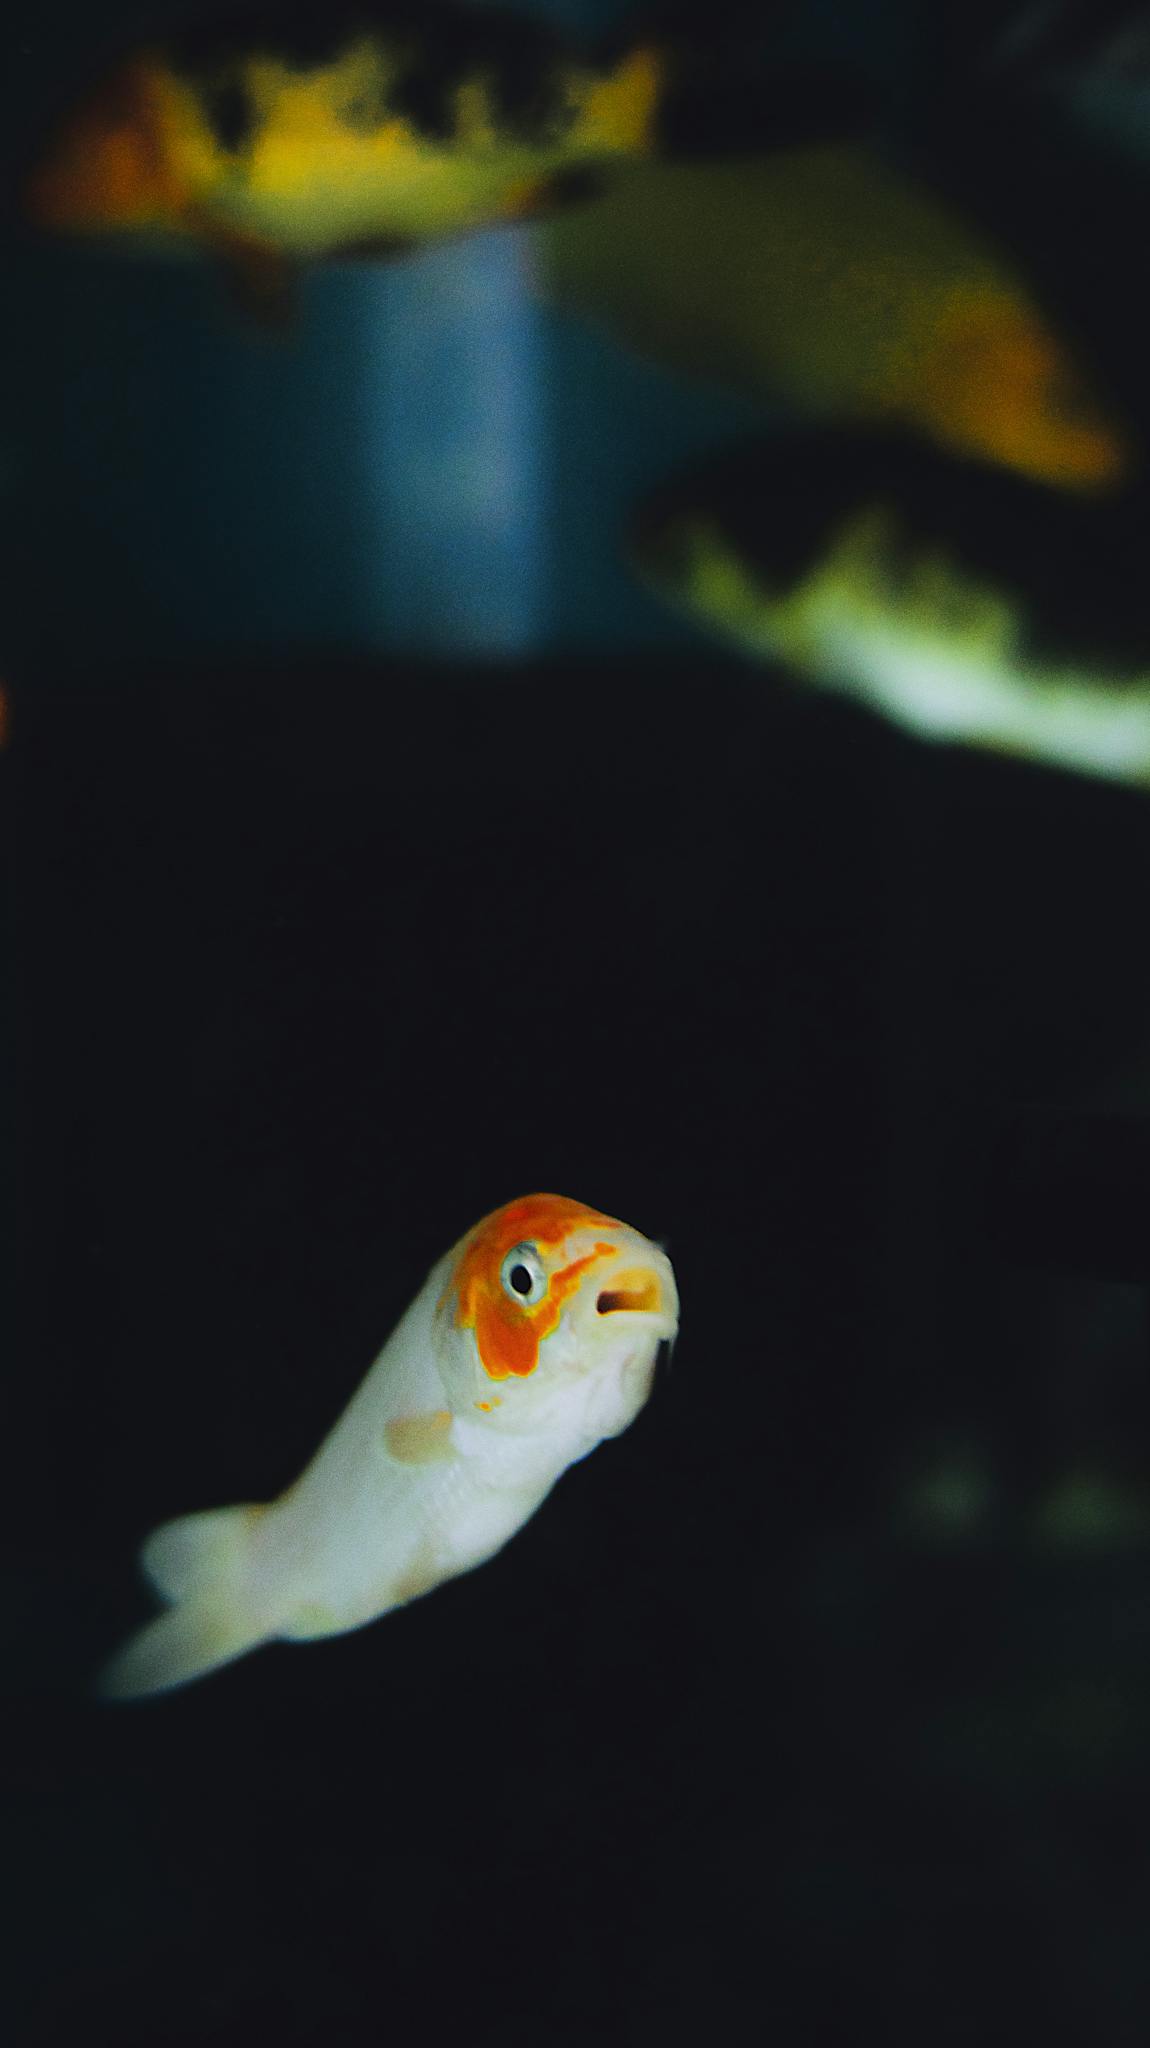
top-left (4, 218), bottom-right (762, 664)
top-left (355, 222), bottom-right (762, 657)
top-left (357, 229), bottom-right (549, 657)
top-left (0, 0), bottom-right (790, 669)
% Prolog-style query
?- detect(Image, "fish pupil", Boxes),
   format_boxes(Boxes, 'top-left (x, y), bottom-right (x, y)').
top-left (508, 1263), bottom-right (534, 1296)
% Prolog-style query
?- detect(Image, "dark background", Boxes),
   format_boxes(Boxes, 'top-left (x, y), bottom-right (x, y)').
top-left (9, 3), bottom-right (1150, 2044)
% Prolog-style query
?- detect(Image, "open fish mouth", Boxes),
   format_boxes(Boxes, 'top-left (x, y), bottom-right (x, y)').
top-left (596, 1268), bottom-right (664, 1316)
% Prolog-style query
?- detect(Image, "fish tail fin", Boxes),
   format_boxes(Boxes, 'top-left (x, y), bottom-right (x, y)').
top-left (139, 1502), bottom-right (264, 1604)
top-left (100, 1502), bottom-right (270, 1701)
top-left (98, 1596), bottom-right (271, 1702)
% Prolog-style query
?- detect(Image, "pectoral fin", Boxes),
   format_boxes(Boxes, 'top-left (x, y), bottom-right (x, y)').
top-left (384, 1410), bottom-right (458, 1466)
top-left (187, 212), bottom-right (299, 327)
top-left (220, 244), bottom-right (298, 327)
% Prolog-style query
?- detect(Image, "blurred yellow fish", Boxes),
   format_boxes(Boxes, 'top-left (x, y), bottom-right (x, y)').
top-left (24, 0), bottom-right (863, 318)
top-left (102, 1193), bottom-right (678, 1699)
top-left (631, 430), bottom-right (1150, 783)
top-left (540, 142), bottom-right (1127, 492)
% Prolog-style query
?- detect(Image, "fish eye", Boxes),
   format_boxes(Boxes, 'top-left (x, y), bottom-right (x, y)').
top-left (500, 1243), bottom-right (547, 1307)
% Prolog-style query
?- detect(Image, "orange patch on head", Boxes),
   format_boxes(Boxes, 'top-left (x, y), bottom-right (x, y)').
top-left (450, 1194), bottom-right (623, 1382)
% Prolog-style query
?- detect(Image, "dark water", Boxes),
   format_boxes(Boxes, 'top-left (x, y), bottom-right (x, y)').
top-left (10, 662), bottom-right (1150, 2044)
top-left (8, 3), bottom-right (1150, 2043)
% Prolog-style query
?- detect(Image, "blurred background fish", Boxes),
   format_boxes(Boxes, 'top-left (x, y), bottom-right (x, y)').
top-left (18, 0), bottom-right (868, 319)
top-left (630, 429), bottom-right (1150, 782)
top-left (537, 138), bottom-right (1130, 492)
top-left (941, 0), bottom-right (1150, 87)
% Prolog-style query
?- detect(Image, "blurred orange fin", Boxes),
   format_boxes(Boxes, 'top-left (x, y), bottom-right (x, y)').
top-left (188, 212), bottom-right (299, 327)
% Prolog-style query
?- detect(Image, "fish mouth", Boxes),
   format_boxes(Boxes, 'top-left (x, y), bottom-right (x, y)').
top-left (596, 1268), bottom-right (664, 1316)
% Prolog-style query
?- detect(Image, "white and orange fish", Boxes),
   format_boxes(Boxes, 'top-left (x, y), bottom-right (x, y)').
top-left (102, 1192), bottom-right (678, 1700)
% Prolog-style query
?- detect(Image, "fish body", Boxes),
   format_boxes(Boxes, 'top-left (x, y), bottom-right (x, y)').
top-left (632, 431), bottom-right (1150, 783)
top-left (23, 0), bottom-right (863, 308)
top-left (540, 142), bottom-right (1126, 493)
top-left (102, 1193), bottom-right (678, 1699)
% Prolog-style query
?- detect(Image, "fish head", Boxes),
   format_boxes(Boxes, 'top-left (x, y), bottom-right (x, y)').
top-left (25, 61), bottom-right (189, 237)
top-left (438, 1193), bottom-right (678, 1444)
